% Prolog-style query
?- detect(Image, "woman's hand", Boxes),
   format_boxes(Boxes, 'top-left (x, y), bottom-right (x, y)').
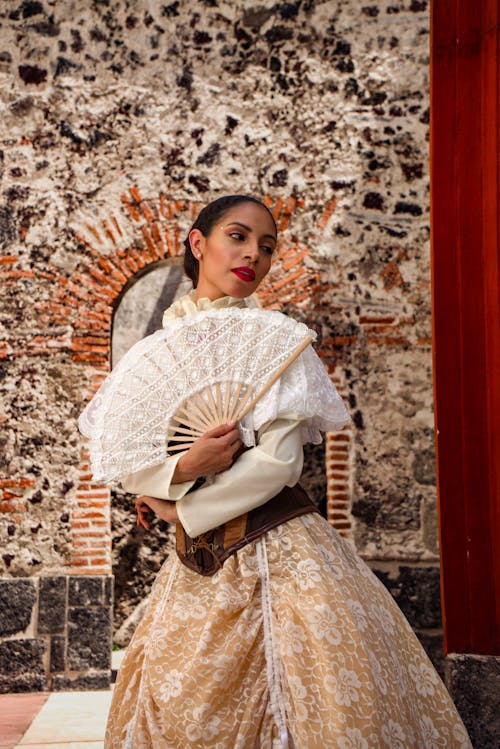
top-left (173, 422), bottom-right (243, 483)
top-left (135, 495), bottom-right (179, 530)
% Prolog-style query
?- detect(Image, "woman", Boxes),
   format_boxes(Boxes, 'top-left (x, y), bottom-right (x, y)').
top-left (103, 196), bottom-right (471, 748)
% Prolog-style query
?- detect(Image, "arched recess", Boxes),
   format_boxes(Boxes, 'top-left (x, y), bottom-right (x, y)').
top-left (111, 258), bottom-right (191, 366)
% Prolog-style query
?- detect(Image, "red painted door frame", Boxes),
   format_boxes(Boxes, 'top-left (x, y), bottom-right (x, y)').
top-left (430, 0), bottom-right (500, 654)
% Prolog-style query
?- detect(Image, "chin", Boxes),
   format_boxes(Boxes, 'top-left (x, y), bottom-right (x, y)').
top-left (225, 283), bottom-right (257, 299)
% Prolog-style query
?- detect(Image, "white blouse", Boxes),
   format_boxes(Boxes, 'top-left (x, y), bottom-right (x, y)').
top-left (120, 291), bottom-right (306, 537)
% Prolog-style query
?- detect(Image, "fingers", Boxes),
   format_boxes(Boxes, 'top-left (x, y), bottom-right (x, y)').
top-left (204, 422), bottom-right (237, 438)
top-left (135, 496), bottom-right (151, 530)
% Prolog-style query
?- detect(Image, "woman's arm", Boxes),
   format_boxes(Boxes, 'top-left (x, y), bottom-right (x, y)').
top-left (120, 423), bottom-right (242, 499)
top-left (176, 417), bottom-right (304, 537)
top-left (122, 418), bottom-right (304, 537)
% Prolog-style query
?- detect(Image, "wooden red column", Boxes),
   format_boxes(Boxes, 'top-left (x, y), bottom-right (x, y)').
top-left (430, 0), bottom-right (500, 654)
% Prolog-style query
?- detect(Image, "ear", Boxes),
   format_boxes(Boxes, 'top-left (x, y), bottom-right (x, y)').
top-left (189, 228), bottom-right (205, 259)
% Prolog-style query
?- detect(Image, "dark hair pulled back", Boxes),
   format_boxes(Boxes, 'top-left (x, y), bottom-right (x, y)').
top-left (183, 195), bottom-right (277, 288)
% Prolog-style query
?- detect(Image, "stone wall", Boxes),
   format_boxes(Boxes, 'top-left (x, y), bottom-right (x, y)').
top-left (0, 0), bottom-right (439, 683)
top-left (0, 575), bottom-right (112, 692)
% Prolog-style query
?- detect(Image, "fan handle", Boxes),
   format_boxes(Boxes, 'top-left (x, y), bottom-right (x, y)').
top-left (234, 335), bottom-right (313, 421)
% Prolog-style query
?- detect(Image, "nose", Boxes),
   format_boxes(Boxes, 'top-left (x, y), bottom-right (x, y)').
top-left (243, 240), bottom-right (260, 263)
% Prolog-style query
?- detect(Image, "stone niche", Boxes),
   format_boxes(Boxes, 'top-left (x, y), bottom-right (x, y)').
top-left (0, 575), bottom-right (113, 692)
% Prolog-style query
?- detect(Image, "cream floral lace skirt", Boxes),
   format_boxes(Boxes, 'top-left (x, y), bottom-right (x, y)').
top-left (106, 514), bottom-right (471, 749)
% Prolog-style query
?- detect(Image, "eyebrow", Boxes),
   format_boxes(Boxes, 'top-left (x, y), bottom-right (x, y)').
top-left (225, 221), bottom-right (277, 243)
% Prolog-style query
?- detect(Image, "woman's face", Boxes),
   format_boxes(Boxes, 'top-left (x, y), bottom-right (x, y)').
top-left (190, 202), bottom-right (277, 301)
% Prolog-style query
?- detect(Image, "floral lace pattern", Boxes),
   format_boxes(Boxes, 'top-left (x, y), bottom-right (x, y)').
top-left (106, 514), bottom-right (471, 749)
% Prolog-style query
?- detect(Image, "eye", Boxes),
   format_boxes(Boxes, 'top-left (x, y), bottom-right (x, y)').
top-left (260, 244), bottom-right (275, 255)
top-left (229, 231), bottom-right (246, 241)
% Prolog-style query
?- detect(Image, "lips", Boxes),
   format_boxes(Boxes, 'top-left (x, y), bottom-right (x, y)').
top-left (231, 266), bottom-right (256, 282)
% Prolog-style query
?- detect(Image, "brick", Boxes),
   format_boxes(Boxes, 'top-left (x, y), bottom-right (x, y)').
top-left (70, 557), bottom-right (91, 566)
top-left (122, 254), bottom-right (139, 273)
top-left (128, 185), bottom-right (142, 204)
top-left (77, 566), bottom-right (111, 575)
top-left (282, 249), bottom-right (308, 271)
top-left (72, 530), bottom-right (108, 538)
top-left (101, 220), bottom-right (118, 246)
top-left (366, 335), bottom-right (410, 346)
top-left (0, 478), bottom-right (35, 489)
top-left (120, 195), bottom-right (141, 221)
top-left (359, 315), bottom-right (396, 324)
top-left (73, 539), bottom-right (110, 548)
top-left (140, 200), bottom-right (155, 223)
top-left (73, 508), bottom-right (107, 519)
top-left (129, 247), bottom-right (147, 269)
top-left (111, 216), bottom-right (124, 238)
top-left (272, 269), bottom-right (306, 291)
top-left (75, 488), bottom-right (109, 498)
top-left (317, 197), bottom-right (337, 230)
top-left (88, 266), bottom-right (122, 292)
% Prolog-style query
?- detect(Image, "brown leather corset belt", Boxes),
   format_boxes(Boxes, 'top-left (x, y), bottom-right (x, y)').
top-left (175, 483), bottom-right (319, 576)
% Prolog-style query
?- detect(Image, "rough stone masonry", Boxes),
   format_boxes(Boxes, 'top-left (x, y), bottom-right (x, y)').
top-left (0, 0), bottom-right (438, 688)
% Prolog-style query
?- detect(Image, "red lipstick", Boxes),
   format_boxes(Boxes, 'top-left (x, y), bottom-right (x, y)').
top-left (231, 266), bottom-right (256, 282)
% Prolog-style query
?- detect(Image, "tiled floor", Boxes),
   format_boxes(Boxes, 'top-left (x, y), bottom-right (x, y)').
top-left (6, 691), bottom-right (113, 749)
top-left (0, 693), bottom-right (49, 749)
top-left (0, 652), bottom-right (124, 748)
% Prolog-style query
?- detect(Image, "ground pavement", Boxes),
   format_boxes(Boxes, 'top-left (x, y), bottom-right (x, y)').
top-left (0, 654), bottom-right (122, 749)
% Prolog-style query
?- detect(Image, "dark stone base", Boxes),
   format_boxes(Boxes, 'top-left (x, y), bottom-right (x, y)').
top-left (0, 575), bottom-right (113, 692)
top-left (416, 631), bottom-right (445, 680)
top-left (371, 564), bottom-right (444, 676)
top-left (52, 671), bottom-right (112, 691)
top-left (0, 638), bottom-right (46, 694)
top-left (372, 565), bottom-right (442, 629)
top-left (446, 653), bottom-right (500, 749)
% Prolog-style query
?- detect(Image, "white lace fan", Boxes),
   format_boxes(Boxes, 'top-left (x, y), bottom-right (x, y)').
top-left (78, 307), bottom-right (315, 483)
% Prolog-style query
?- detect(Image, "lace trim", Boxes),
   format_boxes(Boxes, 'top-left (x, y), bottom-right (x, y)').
top-left (79, 308), bottom-right (349, 483)
top-left (256, 537), bottom-right (291, 749)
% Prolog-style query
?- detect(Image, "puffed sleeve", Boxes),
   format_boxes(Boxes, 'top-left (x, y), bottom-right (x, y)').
top-left (120, 452), bottom-right (196, 500)
top-left (176, 417), bottom-right (304, 537)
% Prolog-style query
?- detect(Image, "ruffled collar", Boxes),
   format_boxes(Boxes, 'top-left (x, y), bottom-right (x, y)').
top-left (162, 289), bottom-right (260, 325)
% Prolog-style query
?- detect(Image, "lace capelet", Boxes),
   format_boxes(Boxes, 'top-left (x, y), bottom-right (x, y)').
top-left (78, 307), bottom-right (350, 483)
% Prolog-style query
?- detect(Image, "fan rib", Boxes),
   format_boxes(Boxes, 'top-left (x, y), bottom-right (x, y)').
top-left (232, 384), bottom-right (254, 420)
top-left (176, 404), bottom-right (210, 433)
top-left (168, 433), bottom-right (200, 443)
top-left (226, 381), bottom-right (243, 423)
top-left (205, 385), bottom-right (220, 429)
top-left (223, 381), bottom-right (232, 422)
top-left (194, 391), bottom-right (214, 424)
top-left (168, 441), bottom-right (195, 452)
top-left (168, 423), bottom-right (204, 438)
top-left (214, 382), bottom-right (223, 424)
